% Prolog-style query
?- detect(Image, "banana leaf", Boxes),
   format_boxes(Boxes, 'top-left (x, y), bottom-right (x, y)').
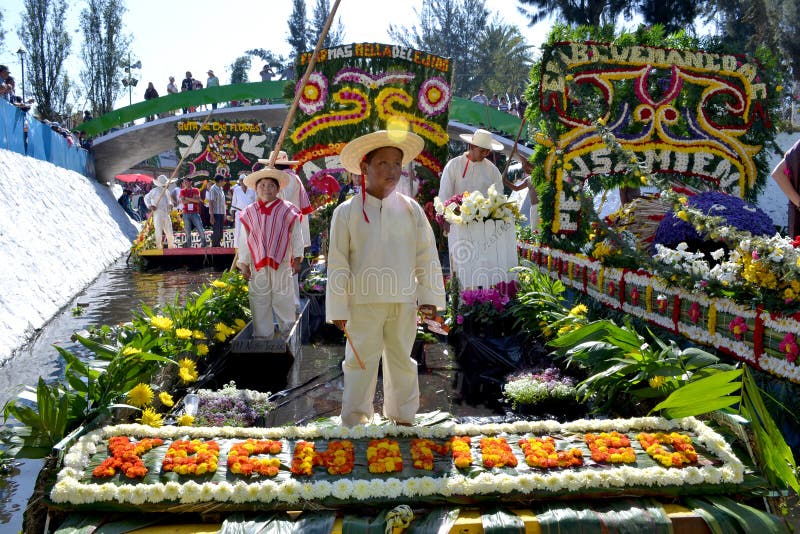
top-left (481, 507), bottom-right (525, 533)
top-left (94, 516), bottom-right (163, 533)
top-left (341, 509), bottom-right (388, 534)
top-left (53, 514), bottom-right (105, 533)
top-left (406, 507), bottom-right (460, 534)
top-left (685, 496), bottom-right (789, 534)
top-left (651, 369), bottom-right (742, 418)
top-left (292, 511), bottom-right (337, 534)
top-left (535, 498), bottom-right (671, 534)
top-left (220, 511), bottom-right (295, 534)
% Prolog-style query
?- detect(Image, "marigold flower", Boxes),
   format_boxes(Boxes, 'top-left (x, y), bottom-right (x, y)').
top-left (150, 315), bottom-right (174, 331)
top-left (178, 358), bottom-right (198, 383)
top-left (138, 407), bottom-right (164, 427)
top-left (196, 343), bottom-right (209, 356)
top-left (127, 383), bottom-right (154, 408)
top-left (159, 391), bottom-right (174, 407)
top-left (175, 328), bottom-right (192, 339)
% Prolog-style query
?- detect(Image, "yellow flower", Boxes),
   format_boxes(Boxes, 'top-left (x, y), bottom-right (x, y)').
top-left (193, 330), bottom-right (206, 340)
top-left (649, 376), bottom-right (666, 389)
top-left (127, 383), bottom-right (154, 408)
top-left (234, 318), bottom-right (247, 330)
top-left (212, 280), bottom-right (228, 289)
top-left (138, 407), bottom-right (164, 427)
top-left (569, 304), bottom-right (588, 317)
top-left (122, 346), bottom-right (141, 356)
top-left (678, 196), bottom-right (688, 205)
top-left (150, 315), bottom-right (174, 331)
top-left (676, 210), bottom-right (689, 222)
top-left (597, 116), bottom-right (607, 126)
top-left (159, 391), bottom-right (174, 407)
top-left (776, 85), bottom-right (783, 92)
top-left (175, 328), bottom-right (192, 339)
top-left (176, 414), bottom-right (195, 426)
top-left (178, 358), bottom-right (198, 383)
top-left (565, 74), bottom-right (574, 82)
top-left (196, 343), bottom-right (209, 356)
top-left (563, 162), bottom-right (573, 171)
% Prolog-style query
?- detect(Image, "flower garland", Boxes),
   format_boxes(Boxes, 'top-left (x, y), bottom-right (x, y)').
top-left (637, 432), bottom-right (699, 467)
top-left (296, 71), bottom-right (329, 115)
top-left (375, 87), bottom-right (448, 146)
top-left (417, 77), bottom-right (451, 116)
top-left (410, 438), bottom-right (450, 470)
top-left (367, 438), bottom-right (403, 474)
top-left (584, 432), bottom-right (636, 464)
top-left (290, 87), bottom-right (371, 144)
top-left (227, 439), bottom-right (282, 477)
top-left (332, 67), bottom-right (414, 88)
top-left (519, 437), bottom-right (583, 469)
top-left (480, 437), bottom-right (518, 468)
top-left (290, 441), bottom-right (319, 476)
top-left (161, 439), bottom-right (220, 476)
top-left (451, 436), bottom-right (472, 469)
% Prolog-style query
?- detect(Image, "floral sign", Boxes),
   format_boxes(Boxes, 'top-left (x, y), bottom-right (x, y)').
top-left (285, 43), bottom-right (453, 217)
top-left (175, 120), bottom-right (269, 179)
top-left (50, 417), bottom-right (743, 511)
top-left (531, 33), bottom-right (777, 241)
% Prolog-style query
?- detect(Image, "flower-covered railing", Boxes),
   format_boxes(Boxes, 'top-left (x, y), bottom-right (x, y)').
top-left (50, 417), bottom-right (745, 511)
top-left (520, 243), bottom-right (800, 383)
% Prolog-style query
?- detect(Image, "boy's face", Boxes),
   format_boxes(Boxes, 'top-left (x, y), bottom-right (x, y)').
top-left (361, 146), bottom-right (403, 197)
top-left (256, 178), bottom-right (279, 203)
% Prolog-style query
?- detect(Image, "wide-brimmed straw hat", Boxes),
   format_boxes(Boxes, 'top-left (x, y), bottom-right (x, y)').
top-left (153, 174), bottom-right (174, 187)
top-left (459, 128), bottom-right (503, 151)
top-left (244, 167), bottom-right (291, 190)
top-left (260, 151), bottom-right (299, 167)
top-left (340, 129), bottom-right (424, 174)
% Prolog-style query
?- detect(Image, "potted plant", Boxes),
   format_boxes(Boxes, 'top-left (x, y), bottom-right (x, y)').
top-left (502, 367), bottom-right (583, 420)
top-left (455, 280), bottom-right (519, 337)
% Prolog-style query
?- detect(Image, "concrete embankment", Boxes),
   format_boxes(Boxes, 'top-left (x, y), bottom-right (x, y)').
top-left (0, 149), bottom-right (139, 364)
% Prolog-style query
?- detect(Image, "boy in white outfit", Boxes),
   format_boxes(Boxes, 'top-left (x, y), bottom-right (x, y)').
top-left (326, 128), bottom-right (446, 427)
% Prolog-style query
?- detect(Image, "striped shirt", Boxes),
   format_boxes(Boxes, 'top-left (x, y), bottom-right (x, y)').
top-left (239, 199), bottom-right (300, 271)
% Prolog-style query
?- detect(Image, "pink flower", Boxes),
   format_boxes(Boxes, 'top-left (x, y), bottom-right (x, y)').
top-left (631, 287), bottom-right (640, 306)
top-left (688, 302), bottom-right (701, 324)
top-left (728, 316), bottom-right (749, 340)
top-left (780, 333), bottom-right (799, 363)
top-left (751, 250), bottom-right (759, 260)
top-left (456, 315), bottom-right (464, 325)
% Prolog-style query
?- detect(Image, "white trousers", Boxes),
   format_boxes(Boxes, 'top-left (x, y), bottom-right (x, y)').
top-left (341, 302), bottom-right (418, 426)
top-left (248, 260), bottom-right (296, 339)
top-left (152, 210), bottom-right (175, 249)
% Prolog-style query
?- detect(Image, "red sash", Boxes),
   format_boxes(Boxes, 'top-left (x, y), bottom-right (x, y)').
top-left (240, 199), bottom-right (300, 271)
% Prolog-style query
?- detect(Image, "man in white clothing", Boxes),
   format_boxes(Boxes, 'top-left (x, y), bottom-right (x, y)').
top-left (231, 173), bottom-right (256, 247)
top-left (437, 128), bottom-right (504, 202)
top-left (327, 128), bottom-right (446, 427)
top-left (144, 175), bottom-right (175, 249)
top-left (237, 167), bottom-right (303, 339)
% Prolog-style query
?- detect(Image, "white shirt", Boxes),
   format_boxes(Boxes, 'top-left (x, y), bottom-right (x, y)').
top-left (231, 184), bottom-right (256, 211)
top-left (144, 186), bottom-right (173, 212)
top-left (326, 191), bottom-right (446, 322)
top-left (438, 153), bottom-right (503, 201)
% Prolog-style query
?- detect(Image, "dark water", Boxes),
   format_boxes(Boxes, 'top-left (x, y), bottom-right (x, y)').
top-left (0, 258), bottom-right (218, 533)
top-left (0, 257), bottom-right (499, 532)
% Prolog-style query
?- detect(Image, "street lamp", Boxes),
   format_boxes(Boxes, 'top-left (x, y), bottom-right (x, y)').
top-left (16, 47), bottom-right (25, 102)
top-left (121, 53), bottom-right (141, 106)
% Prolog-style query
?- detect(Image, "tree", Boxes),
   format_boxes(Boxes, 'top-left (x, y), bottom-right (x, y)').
top-left (0, 11), bottom-right (6, 50)
top-left (246, 48), bottom-right (292, 80)
top-left (18, 0), bottom-right (72, 121)
top-left (388, 0), bottom-right (492, 95)
top-left (309, 0), bottom-right (344, 48)
top-left (516, 0), bottom-right (632, 27)
top-left (229, 55), bottom-right (251, 84)
top-left (636, 0), bottom-right (698, 35)
top-left (477, 23), bottom-right (533, 100)
top-left (287, 0), bottom-right (309, 60)
top-left (79, 0), bottom-right (130, 116)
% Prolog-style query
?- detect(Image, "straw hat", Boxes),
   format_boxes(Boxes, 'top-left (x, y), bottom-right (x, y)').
top-left (459, 128), bottom-right (503, 151)
top-left (260, 151), bottom-right (299, 167)
top-left (340, 129), bottom-right (424, 174)
top-left (153, 174), bottom-right (174, 187)
top-left (244, 167), bottom-right (291, 190)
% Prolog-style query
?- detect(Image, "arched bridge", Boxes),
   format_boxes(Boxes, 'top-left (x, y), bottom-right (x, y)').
top-left (76, 81), bottom-right (530, 182)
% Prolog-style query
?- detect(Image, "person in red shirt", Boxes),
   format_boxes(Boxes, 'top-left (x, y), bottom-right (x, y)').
top-left (179, 176), bottom-right (208, 247)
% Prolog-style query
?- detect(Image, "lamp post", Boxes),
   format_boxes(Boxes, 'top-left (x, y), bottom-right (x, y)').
top-left (121, 53), bottom-right (141, 106)
top-left (16, 47), bottom-right (25, 101)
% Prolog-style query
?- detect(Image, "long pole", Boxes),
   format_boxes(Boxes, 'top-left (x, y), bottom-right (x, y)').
top-left (501, 116), bottom-right (528, 180)
top-left (20, 56), bottom-right (24, 102)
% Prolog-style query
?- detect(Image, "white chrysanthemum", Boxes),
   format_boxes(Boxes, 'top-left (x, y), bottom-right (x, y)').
top-left (146, 483), bottom-right (166, 503)
top-left (181, 481), bottom-right (204, 503)
top-left (229, 481), bottom-right (250, 504)
top-left (683, 467), bottom-right (704, 485)
top-left (310, 479), bottom-right (333, 499)
top-left (280, 479), bottom-right (302, 503)
top-left (493, 473), bottom-right (517, 494)
top-left (96, 482), bottom-right (118, 502)
top-left (115, 485), bottom-right (133, 504)
top-left (365, 479), bottom-right (386, 499)
top-left (382, 477), bottom-right (403, 499)
top-left (214, 482), bottom-right (234, 501)
top-left (129, 484), bottom-right (150, 505)
top-left (352, 479), bottom-right (372, 500)
top-left (50, 481), bottom-right (71, 503)
top-left (703, 466), bottom-right (723, 485)
top-left (331, 479), bottom-right (354, 500)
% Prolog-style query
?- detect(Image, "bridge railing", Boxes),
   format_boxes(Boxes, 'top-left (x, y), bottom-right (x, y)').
top-left (76, 80), bottom-right (525, 141)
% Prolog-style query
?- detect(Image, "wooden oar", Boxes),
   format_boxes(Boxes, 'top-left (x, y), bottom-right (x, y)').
top-left (342, 325), bottom-right (367, 370)
top-left (501, 115), bottom-right (528, 181)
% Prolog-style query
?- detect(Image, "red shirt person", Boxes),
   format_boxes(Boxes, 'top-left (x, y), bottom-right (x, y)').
top-left (179, 177), bottom-right (208, 247)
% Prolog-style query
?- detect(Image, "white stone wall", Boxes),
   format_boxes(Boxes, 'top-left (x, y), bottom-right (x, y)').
top-left (0, 149), bottom-right (139, 364)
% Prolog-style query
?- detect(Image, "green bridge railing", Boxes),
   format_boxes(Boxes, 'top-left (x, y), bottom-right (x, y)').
top-left (76, 81), bottom-right (523, 140)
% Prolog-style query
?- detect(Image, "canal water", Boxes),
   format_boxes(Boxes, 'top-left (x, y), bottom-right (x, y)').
top-left (0, 256), bottom-right (498, 532)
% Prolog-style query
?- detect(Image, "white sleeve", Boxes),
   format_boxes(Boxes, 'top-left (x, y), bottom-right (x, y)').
top-left (413, 203), bottom-right (446, 309)
top-left (438, 160), bottom-right (454, 201)
top-left (237, 225), bottom-right (251, 268)
top-left (325, 204), bottom-right (352, 322)
top-left (290, 216), bottom-right (304, 259)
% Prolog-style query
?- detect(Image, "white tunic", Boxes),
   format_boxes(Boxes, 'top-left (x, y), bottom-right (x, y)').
top-left (278, 173), bottom-right (311, 248)
top-left (326, 191), bottom-right (446, 322)
top-left (438, 153), bottom-right (503, 201)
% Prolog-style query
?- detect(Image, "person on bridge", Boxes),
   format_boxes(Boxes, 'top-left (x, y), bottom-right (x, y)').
top-left (326, 128), bottom-right (445, 427)
top-left (180, 71), bottom-right (194, 113)
top-left (144, 82), bottom-right (159, 121)
top-left (236, 167), bottom-right (303, 339)
top-left (206, 70), bottom-right (220, 110)
top-left (179, 176), bottom-right (207, 247)
top-left (207, 174), bottom-right (227, 247)
top-left (144, 174), bottom-right (176, 249)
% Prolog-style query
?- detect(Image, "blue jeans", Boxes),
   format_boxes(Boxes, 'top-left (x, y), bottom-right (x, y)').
top-left (182, 213), bottom-right (207, 247)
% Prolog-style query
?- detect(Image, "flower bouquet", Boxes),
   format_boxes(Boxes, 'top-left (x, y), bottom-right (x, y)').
top-left (455, 280), bottom-right (519, 336)
top-left (300, 271), bottom-right (327, 296)
top-left (503, 368), bottom-right (583, 420)
top-left (433, 184), bottom-right (524, 227)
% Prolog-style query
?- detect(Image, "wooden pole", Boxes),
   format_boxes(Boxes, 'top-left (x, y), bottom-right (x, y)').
top-left (343, 326), bottom-right (367, 370)
top-left (501, 116), bottom-right (528, 180)
top-left (268, 0), bottom-right (343, 167)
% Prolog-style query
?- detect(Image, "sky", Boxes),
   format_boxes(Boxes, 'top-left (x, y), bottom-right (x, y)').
top-left (0, 0), bottom-right (563, 110)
